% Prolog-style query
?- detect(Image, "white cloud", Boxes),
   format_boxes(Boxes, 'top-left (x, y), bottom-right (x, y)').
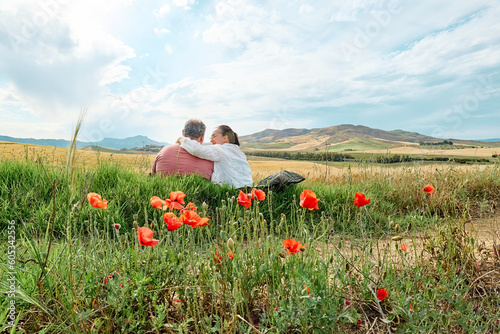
top-left (299, 4), bottom-right (314, 15)
top-left (172, 0), bottom-right (194, 9)
top-left (154, 4), bottom-right (170, 18)
top-left (154, 28), bottom-right (170, 35)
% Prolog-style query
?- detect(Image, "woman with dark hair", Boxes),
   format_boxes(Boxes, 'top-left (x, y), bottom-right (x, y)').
top-left (179, 125), bottom-right (252, 188)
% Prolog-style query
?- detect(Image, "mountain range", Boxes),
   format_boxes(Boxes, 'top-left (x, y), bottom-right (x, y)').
top-left (1, 124), bottom-right (498, 152)
top-left (0, 135), bottom-right (169, 150)
top-left (239, 124), bottom-right (499, 152)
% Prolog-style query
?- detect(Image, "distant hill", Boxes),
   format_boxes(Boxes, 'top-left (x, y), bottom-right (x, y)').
top-left (476, 138), bottom-right (500, 143)
top-left (0, 135), bottom-right (169, 150)
top-left (239, 124), bottom-right (498, 152)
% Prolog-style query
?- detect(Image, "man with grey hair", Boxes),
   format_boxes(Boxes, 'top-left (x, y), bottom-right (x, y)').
top-left (152, 119), bottom-right (214, 179)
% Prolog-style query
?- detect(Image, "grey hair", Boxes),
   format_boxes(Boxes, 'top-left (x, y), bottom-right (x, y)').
top-left (184, 119), bottom-right (206, 139)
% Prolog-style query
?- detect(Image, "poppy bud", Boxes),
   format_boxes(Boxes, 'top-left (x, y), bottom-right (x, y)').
top-left (231, 196), bottom-right (235, 202)
top-left (133, 221), bottom-right (137, 227)
top-left (227, 237), bottom-right (235, 251)
top-left (151, 221), bottom-right (155, 229)
top-left (280, 213), bottom-right (286, 223)
top-left (395, 224), bottom-right (400, 232)
top-left (389, 221), bottom-right (394, 228)
top-left (391, 235), bottom-right (403, 241)
top-left (279, 251), bottom-right (286, 258)
top-left (406, 222), bottom-right (412, 231)
top-left (114, 223), bottom-right (121, 230)
top-left (202, 201), bottom-right (209, 210)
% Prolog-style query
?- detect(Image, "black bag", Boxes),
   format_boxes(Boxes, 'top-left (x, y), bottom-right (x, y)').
top-left (255, 170), bottom-right (305, 188)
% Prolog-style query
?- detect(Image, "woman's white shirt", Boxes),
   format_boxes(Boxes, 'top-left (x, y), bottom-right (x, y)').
top-left (179, 137), bottom-right (253, 188)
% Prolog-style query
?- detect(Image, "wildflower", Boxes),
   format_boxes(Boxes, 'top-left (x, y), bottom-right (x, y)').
top-left (164, 212), bottom-right (183, 231)
top-left (114, 223), bottom-right (121, 230)
top-left (137, 226), bottom-right (159, 247)
top-left (165, 191), bottom-right (186, 210)
top-left (237, 190), bottom-right (251, 209)
top-left (283, 239), bottom-right (305, 255)
top-left (180, 210), bottom-right (209, 228)
top-left (173, 298), bottom-right (183, 303)
top-left (214, 252), bottom-right (222, 263)
top-left (344, 298), bottom-right (351, 307)
top-left (181, 202), bottom-right (197, 211)
top-left (299, 189), bottom-right (319, 210)
top-left (226, 250), bottom-right (234, 260)
top-left (303, 285), bottom-right (313, 298)
top-left (410, 305), bottom-right (413, 311)
top-left (377, 288), bottom-right (388, 302)
top-left (87, 193), bottom-right (108, 209)
top-left (424, 184), bottom-right (435, 194)
top-left (251, 188), bottom-right (266, 201)
top-left (150, 196), bottom-right (167, 209)
top-left (400, 244), bottom-right (408, 251)
top-left (354, 192), bottom-right (370, 207)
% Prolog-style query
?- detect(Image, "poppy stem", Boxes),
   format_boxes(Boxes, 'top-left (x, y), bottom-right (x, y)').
top-left (146, 245), bottom-right (153, 276)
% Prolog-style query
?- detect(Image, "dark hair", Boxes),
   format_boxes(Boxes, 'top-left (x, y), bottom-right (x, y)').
top-left (184, 119), bottom-right (206, 139)
top-left (217, 125), bottom-right (240, 146)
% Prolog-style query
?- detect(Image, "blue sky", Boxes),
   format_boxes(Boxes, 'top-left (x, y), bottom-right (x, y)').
top-left (0, 0), bottom-right (499, 144)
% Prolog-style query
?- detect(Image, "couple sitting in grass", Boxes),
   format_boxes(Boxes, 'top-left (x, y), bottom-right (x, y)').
top-left (152, 119), bottom-right (253, 189)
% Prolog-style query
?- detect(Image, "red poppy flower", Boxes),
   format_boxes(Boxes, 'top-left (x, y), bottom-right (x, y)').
top-left (303, 285), bottom-right (313, 298)
top-left (299, 189), bottom-right (319, 210)
top-left (181, 202), bottom-right (197, 211)
top-left (164, 212), bottom-right (183, 231)
top-left (226, 250), bottom-right (234, 260)
top-left (237, 190), bottom-right (252, 209)
top-left (410, 305), bottom-right (413, 311)
top-left (87, 193), bottom-right (108, 209)
top-left (400, 244), bottom-right (408, 251)
top-left (114, 223), bottom-right (121, 230)
top-left (180, 210), bottom-right (209, 228)
top-left (251, 188), bottom-right (266, 201)
top-left (137, 226), bottom-right (159, 247)
top-left (283, 239), bottom-right (305, 255)
top-left (377, 288), bottom-right (388, 302)
top-left (150, 196), bottom-right (167, 209)
top-left (424, 184), bottom-right (435, 194)
top-left (214, 252), bottom-right (222, 263)
top-left (165, 191), bottom-right (186, 210)
top-left (354, 192), bottom-right (370, 207)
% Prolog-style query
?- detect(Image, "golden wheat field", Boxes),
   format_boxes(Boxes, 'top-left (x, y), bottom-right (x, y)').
top-left (1, 141), bottom-right (494, 185)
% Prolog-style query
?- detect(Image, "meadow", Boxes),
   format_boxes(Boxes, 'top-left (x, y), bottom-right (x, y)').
top-left (1, 142), bottom-right (500, 333)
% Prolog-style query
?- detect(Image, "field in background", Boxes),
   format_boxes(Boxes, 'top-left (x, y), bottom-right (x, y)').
top-left (2, 141), bottom-right (496, 181)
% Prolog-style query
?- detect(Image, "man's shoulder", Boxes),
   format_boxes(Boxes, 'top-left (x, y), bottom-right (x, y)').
top-left (158, 143), bottom-right (212, 162)
top-left (157, 143), bottom-right (181, 154)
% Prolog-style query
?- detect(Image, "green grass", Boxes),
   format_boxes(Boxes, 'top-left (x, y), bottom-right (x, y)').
top-left (324, 138), bottom-right (393, 152)
top-left (1, 157), bottom-right (500, 333)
